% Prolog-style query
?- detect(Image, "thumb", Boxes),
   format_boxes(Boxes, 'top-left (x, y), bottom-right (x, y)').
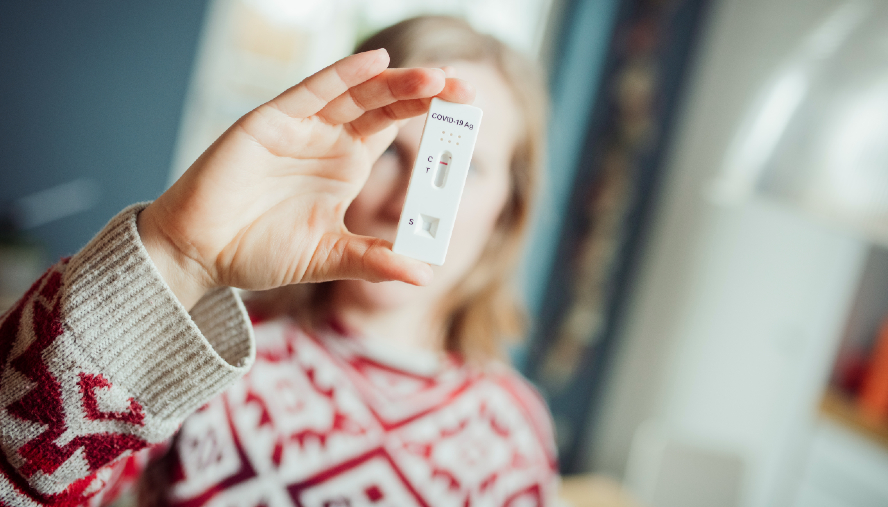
top-left (306, 232), bottom-right (434, 286)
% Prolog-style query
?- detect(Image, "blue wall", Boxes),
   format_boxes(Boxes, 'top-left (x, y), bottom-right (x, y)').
top-left (519, 0), bottom-right (622, 318)
top-left (0, 1), bottom-right (208, 261)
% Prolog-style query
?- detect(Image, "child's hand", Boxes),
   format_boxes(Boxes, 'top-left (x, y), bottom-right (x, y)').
top-left (137, 49), bottom-right (475, 309)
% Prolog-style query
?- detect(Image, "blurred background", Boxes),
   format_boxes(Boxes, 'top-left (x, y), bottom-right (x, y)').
top-left (2, 0), bottom-right (888, 506)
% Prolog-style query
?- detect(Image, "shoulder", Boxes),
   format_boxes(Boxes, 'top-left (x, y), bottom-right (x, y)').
top-left (480, 362), bottom-right (558, 467)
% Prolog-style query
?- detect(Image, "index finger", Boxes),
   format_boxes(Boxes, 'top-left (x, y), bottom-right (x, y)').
top-left (346, 77), bottom-right (476, 138)
top-left (316, 68), bottom-right (447, 126)
top-left (269, 49), bottom-right (390, 119)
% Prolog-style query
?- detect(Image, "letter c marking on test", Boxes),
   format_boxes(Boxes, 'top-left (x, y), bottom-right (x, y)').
top-left (427, 156), bottom-right (433, 163)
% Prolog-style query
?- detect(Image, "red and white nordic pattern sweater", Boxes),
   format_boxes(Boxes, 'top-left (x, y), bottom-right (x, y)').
top-left (0, 205), bottom-right (558, 506)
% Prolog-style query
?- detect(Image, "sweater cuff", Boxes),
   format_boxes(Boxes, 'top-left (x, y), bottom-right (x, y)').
top-left (63, 203), bottom-right (255, 422)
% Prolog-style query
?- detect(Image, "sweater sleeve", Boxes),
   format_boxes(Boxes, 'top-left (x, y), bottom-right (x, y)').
top-left (0, 204), bottom-right (255, 506)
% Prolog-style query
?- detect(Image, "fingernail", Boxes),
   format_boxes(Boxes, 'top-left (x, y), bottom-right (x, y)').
top-left (432, 68), bottom-right (446, 86)
top-left (374, 48), bottom-right (390, 64)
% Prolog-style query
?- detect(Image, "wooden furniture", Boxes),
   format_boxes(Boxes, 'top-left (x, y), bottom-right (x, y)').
top-left (557, 475), bottom-right (643, 507)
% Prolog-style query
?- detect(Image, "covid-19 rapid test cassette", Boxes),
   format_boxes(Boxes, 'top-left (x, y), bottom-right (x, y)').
top-left (392, 97), bottom-right (483, 265)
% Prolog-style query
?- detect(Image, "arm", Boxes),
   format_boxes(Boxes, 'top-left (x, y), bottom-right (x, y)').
top-left (137, 49), bottom-right (474, 309)
top-left (0, 50), bottom-right (475, 505)
top-left (0, 205), bottom-right (253, 505)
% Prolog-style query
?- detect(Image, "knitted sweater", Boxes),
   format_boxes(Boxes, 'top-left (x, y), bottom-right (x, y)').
top-left (0, 205), bottom-right (558, 506)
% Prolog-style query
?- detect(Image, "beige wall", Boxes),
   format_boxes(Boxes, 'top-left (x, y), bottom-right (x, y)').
top-left (586, 0), bottom-right (872, 506)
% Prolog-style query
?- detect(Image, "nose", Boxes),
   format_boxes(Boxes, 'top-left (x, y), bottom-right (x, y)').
top-left (381, 163), bottom-right (410, 221)
top-left (381, 147), bottom-right (415, 221)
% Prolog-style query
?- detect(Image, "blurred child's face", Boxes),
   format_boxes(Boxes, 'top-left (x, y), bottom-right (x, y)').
top-left (339, 61), bottom-right (521, 310)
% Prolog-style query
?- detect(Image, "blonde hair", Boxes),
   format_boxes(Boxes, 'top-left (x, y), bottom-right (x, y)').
top-left (250, 16), bottom-right (548, 363)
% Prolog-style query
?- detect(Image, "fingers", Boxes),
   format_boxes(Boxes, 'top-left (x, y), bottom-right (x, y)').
top-left (434, 76), bottom-right (477, 104)
top-left (270, 49), bottom-right (390, 119)
top-left (307, 233), bottom-right (434, 286)
top-left (347, 99), bottom-right (428, 138)
top-left (347, 77), bottom-right (476, 137)
top-left (316, 68), bottom-right (446, 125)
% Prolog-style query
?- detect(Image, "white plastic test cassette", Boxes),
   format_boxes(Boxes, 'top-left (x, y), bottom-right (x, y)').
top-left (392, 97), bottom-right (483, 265)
